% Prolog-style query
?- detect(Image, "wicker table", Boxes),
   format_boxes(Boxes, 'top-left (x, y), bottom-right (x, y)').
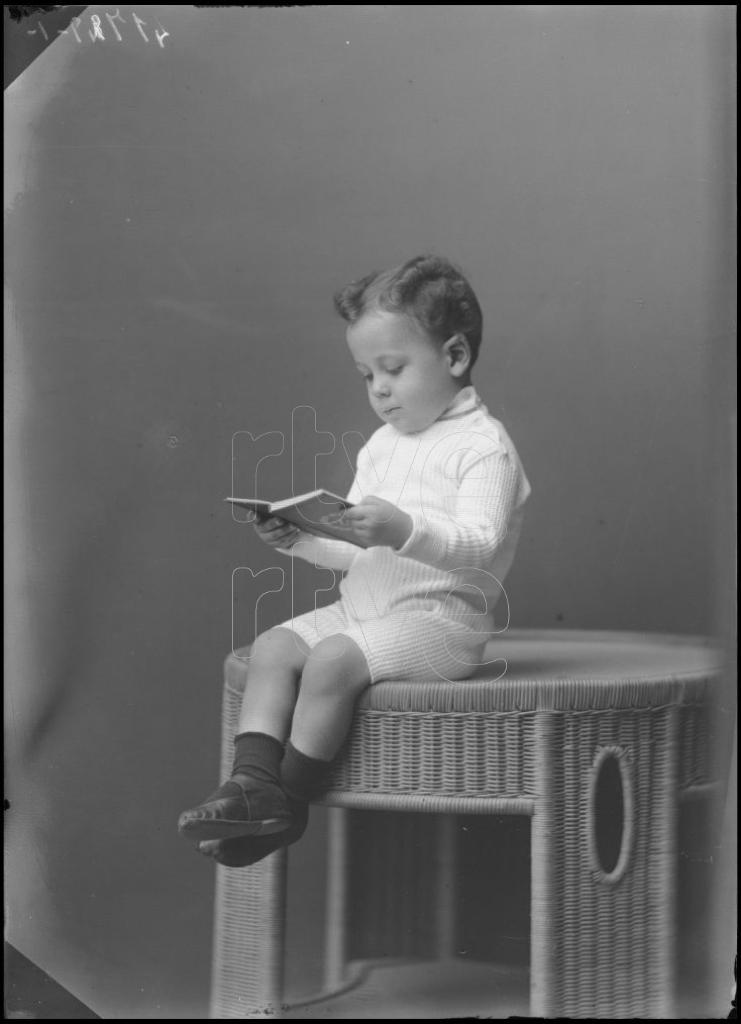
top-left (210, 629), bottom-right (719, 1019)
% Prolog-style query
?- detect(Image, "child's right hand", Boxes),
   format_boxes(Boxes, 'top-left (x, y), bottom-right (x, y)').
top-left (254, 515), bottom-right (302, 549)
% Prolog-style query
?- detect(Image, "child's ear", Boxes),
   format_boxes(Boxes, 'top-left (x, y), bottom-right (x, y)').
top-left (444, 334), bottom-right (472, 377)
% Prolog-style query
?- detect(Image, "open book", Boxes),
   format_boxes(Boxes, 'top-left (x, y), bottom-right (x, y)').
top-left (225, 489), bottom-right (368, 548)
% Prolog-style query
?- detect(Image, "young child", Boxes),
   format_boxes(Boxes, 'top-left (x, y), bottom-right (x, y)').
top-left (178, 254), bottom-right (531, 866)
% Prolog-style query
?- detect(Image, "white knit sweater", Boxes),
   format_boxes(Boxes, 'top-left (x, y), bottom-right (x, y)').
top-left (280, 386), bottom-right (531, 630)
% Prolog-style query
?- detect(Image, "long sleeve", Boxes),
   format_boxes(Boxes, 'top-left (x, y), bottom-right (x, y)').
top-left (272, 393), bottom-right (530, 629)
top-left (393, 450), bottom-right (524, 571)
top-left (282, 532), bottom-right (359, 572)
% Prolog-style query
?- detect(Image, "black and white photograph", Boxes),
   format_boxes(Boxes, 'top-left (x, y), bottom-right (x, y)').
top-left (5, 5), bottom-right (737, 1019)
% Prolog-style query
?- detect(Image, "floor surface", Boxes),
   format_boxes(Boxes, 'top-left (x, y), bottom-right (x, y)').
top-left (282, 959), bottom-right (530, 1020)
top-left (4, 944), bottom-right (100, 1020)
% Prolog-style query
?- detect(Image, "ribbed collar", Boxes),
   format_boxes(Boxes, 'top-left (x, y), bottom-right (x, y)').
top-left (437, 385), bottom-right (483, 421)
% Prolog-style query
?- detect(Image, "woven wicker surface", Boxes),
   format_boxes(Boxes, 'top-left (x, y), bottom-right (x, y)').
top-left (225, 629), bottom-right (718, 707)
top-left (211, 676), bottom-right (288, 1019)
top-left (225, 630), bottom-right (717, 811)
top-left (213, 630), bottom-right (721, 1019)
top-left (531, 702), bottom-right (680, 1017)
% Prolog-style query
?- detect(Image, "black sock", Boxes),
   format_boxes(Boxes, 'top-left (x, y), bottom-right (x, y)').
top-left (231, 731), bottom-right (284, 787)
top-left (280, 740), bottom-right (333, 803)
top-left (195, 740), bottom-right (329, 868)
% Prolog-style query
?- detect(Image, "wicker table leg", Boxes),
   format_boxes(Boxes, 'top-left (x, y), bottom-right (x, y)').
top-left (211, 849), bottom-right (288, 1019)
top-left (531, 704), bottom-right (679, 1019)
top-left (324, 807), bottom-right (349, 992)
top-left (210, 656), bottom-right (289, 1018)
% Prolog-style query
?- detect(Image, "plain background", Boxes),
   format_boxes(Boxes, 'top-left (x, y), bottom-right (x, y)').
top-left (5, 5), bottom-right (736, 1018)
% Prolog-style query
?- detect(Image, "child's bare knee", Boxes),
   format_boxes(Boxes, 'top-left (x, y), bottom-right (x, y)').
top-left (303, 635), bottom-right (370, 693)
top-left (250, 627), bottom-right (308, 673)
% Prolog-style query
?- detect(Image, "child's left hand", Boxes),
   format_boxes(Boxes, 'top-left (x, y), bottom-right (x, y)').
top-left (341, 496), bottom-right (413, 550)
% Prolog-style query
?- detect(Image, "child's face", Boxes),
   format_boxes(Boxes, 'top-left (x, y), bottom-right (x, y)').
top-left (346, 310), bottom-right (466, 434)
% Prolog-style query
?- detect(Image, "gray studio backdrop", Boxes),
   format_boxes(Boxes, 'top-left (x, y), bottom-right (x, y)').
top-left (5, 5), bottom-right (735, 1019)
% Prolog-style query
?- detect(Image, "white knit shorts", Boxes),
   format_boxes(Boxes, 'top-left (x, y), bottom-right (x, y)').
top-left (275, 600), bottom-right (488, 685)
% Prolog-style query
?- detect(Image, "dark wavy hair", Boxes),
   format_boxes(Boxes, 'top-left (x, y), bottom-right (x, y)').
top-left (333, 255), bottom-right (483, 368)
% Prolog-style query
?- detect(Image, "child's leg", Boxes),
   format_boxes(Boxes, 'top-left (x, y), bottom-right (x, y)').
top-left (270, 634), bottom-right (370, 808)
top-left (288, 633), bottom-right (371, 761)
top-left (196, 634), bottom-right (371, 866)
top-left (178, 627), bottom-right (309, 842)
top-left (235, 626), bottom-right (310, 740)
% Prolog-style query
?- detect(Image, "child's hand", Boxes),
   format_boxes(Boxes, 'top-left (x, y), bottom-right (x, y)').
top-left (254, 515), bottom-right (302, 549)
top-left (341, 496), bottom-right (413, 550)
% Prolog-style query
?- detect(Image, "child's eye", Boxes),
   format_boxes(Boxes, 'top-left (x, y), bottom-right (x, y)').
top-left (359, 367), bottom-right (402, 383)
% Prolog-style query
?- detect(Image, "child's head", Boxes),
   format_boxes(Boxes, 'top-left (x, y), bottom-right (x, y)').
top-left (334, 255), bottom-right (483, 367)
top-left (334, 255), bottom-right (483, 434)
